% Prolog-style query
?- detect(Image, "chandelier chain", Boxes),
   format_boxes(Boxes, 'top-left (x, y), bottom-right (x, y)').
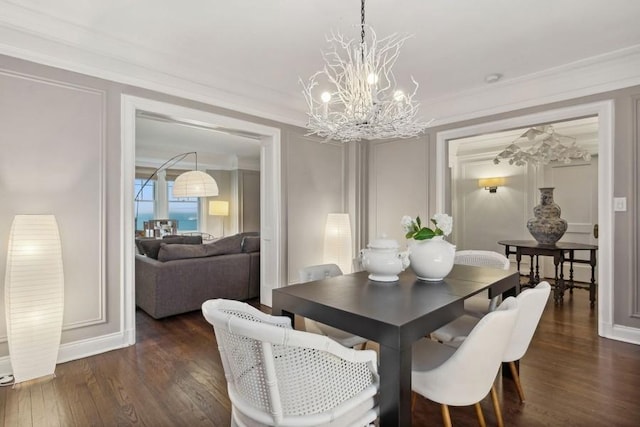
top-left (360, 0), bottom-right (366, 61)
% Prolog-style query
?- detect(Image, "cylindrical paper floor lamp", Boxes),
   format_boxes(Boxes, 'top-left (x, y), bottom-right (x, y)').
top-left (5, 215), bottom-right (64, 384)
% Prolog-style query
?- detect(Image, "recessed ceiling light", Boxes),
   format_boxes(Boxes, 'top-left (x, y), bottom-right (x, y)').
top-left (485, 73), bottom-right (503, 84)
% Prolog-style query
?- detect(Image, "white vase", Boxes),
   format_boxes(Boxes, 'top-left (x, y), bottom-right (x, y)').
top-left (408, 236), bottom-right (456, 281)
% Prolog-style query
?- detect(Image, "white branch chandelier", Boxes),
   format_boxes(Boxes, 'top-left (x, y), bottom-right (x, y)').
top-left (301, 0), bottom-right (431, 142)
top-left (494, 125), bottom-right (592, 166)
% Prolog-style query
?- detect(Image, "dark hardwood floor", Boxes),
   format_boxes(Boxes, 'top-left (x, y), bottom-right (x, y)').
top-left (1, 289), bottom-right (639, 426)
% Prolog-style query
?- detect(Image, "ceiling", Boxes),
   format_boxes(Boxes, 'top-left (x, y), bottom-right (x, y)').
top-left (135, 114), bottom-right (262, 170)
top-left (2, 0), bottom-right (640, 127)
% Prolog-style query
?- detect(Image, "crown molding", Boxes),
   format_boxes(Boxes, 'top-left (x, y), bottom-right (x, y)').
top-left (0, 1), bottom-right (307, 127)
top-left (425, 45), bottom-right (640, 127)
top-left (1, 1), bottom-right (640, 129)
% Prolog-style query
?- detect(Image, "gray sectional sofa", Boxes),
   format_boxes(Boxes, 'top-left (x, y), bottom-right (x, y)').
top-left (135, 232), bottom-right (260, 319)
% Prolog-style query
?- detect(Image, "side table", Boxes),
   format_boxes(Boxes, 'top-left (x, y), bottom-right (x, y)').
top-left (498, 240), bottom-right (597, 307)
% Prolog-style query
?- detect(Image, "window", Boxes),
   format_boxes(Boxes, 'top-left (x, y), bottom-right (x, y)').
top-left (134, 178), bottom-right (155, 231)
top-left (167, 181), bottom-right (199, 232)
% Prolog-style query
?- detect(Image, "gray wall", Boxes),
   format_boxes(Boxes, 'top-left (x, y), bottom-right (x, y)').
top-left (368, 85), bottom-right (640, 331)
top-left (285, 137), bottom-right (346, 283)
top-left (0, 54), bottom-right (347, 362)
top-left (238, 169), bottom-right (260, 233)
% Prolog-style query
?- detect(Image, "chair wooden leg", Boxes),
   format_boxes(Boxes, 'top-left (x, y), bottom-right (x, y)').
top-left (411, 392), bottom-right (417, 412)
top-left (474, 402), bottom-right (487, 427)
top-left (509, 361), bottom-right (526, 403)
top-left (441, 404), bottom-right (453, 427)
top-left (490, 385), bottom-right (504, 427)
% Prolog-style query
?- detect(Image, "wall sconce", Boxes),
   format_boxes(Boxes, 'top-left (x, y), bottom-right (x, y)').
top-left (478, 177), bottom-right (506, 193)
top-left (209, 200), bottom-right (229, 236)
top-left (323, 213), bottom-right (353, 274)
top-left (5, 215), bottom-right (64, 384)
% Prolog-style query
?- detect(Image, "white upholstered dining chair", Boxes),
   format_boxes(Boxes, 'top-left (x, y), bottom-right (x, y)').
top-left (454, 250), bottom-right (511, 317)
top-left (411, 297), bottom-right (519, 427)
top-left (430, 281), bottom-right (551, 403)
top-left (298, 264), bottom-right (369, 349)
top-left (202, 299), bottom-right (379, 427)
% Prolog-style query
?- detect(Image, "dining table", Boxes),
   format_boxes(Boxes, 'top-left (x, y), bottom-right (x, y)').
top-left (271, 264), bottom-right (520, 427)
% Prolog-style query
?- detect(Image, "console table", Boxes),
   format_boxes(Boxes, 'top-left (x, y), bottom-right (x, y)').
top-left (498, 240), bottom-right (597, 307)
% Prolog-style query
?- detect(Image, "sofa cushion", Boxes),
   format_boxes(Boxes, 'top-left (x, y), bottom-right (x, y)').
top-left (242, 236), bottom-right (260, 253)
top-left (139, 237), bottom-right (184, 259)
top-left (204, 234), bottom-right (244, 256)
top-left (139, 235), bottom-right (202, 259)
top-left (135, 238), bottom-right (151, 255)
top-left (157, 243), bottom-right (208, 262)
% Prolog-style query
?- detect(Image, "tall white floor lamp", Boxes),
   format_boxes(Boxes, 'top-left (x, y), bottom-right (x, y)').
top-left (5, 215), bottom-right (64, 384)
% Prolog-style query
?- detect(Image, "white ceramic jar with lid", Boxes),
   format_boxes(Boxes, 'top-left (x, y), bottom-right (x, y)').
top-left (360, 236), bottom-right (410, 282)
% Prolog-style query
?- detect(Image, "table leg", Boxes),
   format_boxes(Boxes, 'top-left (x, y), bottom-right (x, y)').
top-left (528, 255), bottom-right (535, 287)
top-left (515, 249), bottom-right (523, 284)
top-left (271, 303), bottom-right (296, 327)
top-left (568, 250), bottom-right (575, 295)
top-left (379, 344), bottom-right (412, 427)
top-left (553, 253), bottom-right (565, 305)
top-left (534, 255), bottom-right (540, 284)
top-left (590, 250), bottom-right (597, 308)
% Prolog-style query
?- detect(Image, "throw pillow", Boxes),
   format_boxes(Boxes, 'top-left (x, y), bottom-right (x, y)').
top-left (139, 237), bottom-right (183, 260)
top-left (241, 236), bottom-right (260, 253)
top-left (157, 243), bottom-right (208, 262)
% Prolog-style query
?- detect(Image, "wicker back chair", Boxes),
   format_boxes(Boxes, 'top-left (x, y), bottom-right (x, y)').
top-left (202, 299), bottom-right (379, 426)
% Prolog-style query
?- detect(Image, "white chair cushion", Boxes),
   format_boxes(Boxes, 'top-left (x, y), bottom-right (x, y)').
top-left (430, 314), bottom-right (479, 343)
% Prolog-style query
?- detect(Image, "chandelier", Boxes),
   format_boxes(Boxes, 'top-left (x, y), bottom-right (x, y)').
top-left (301, 0), bottom-right (431, 142)
top-left (494, 125), bottom-right (592, 166)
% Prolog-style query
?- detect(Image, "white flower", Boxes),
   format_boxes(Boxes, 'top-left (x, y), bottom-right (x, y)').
top-left (401, 215), bottom-right (414, 233)
top-left (433, 213), bottom-right (453, 236)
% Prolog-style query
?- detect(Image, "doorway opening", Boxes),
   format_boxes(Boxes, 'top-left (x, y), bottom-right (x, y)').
top-left (121, 95), bottom-right (283, 345)
top-left (435, 101), bottom-right (616, 340)
top-left (448, 116), bottom-right (598, 283)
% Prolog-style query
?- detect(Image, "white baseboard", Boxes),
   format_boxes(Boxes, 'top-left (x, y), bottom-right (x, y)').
top-left (600, 321), bottom-right (640, 345)
top-left (0, 332), bottom-right (132, 377)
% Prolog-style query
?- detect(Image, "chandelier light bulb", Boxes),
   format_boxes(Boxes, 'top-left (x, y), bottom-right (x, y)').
top-left (367, 73), bottom-right (379, 85)
top-left (394, 90), bottom-right (405, 102)
top-left (321, 91), bottom-right (332, 103)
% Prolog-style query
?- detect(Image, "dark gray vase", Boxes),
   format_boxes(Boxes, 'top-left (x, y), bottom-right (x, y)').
top-left (527, 187), bottom-right (567, 245)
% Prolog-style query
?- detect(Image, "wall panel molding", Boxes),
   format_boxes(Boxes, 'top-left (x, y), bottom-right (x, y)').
top-left (368, 138), bottom-right (429, 244)
top-left (0, 68), bottom-right (107, 345)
